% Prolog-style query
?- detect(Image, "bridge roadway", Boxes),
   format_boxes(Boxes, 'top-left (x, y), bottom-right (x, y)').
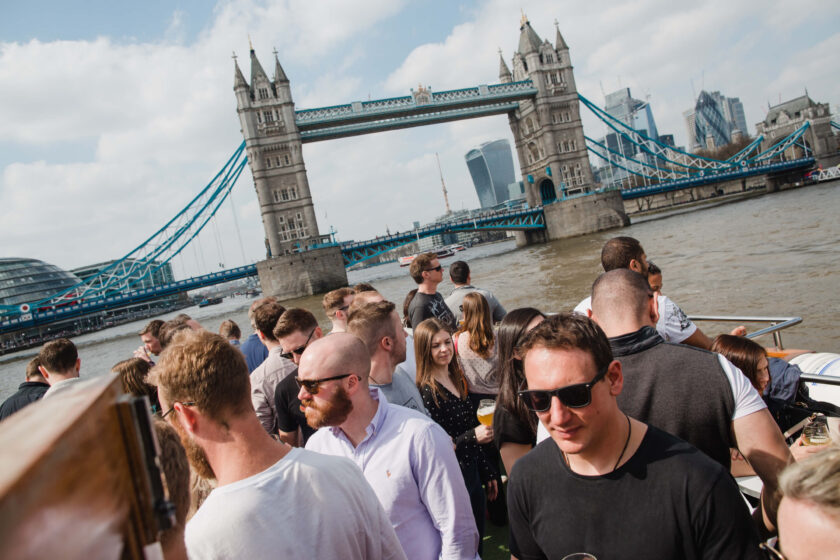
top-left (0, 158), bottom-right (817, 334)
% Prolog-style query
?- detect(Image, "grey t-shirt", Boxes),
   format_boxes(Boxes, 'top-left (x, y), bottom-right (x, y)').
top-left (373, 368), bottom-right (428, 415)
top-left (445, 285), bottom-right (506, 327)
top-left (407, 291), bottom-right (456, 331)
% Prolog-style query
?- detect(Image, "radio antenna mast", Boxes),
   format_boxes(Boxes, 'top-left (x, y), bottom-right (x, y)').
top-left (435, 152), bottom-right (452, 215)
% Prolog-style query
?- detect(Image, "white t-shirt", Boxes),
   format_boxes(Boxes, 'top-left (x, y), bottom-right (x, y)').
top-left (575, 294), bottom-right (698, 344)
top-left (536, 354), bottom-right (767, 443)
top-left (185, 448), bottom-right (406, 560)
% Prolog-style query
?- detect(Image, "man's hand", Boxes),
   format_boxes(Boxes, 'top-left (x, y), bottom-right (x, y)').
top-left (133, 345), bottom-right (152, 363)
top-left (790, 434), bottom-right (831, 461)
top-left (475, 424), bottom-right (494, 444)
top-left (729, 325), bottom-right (747, 337)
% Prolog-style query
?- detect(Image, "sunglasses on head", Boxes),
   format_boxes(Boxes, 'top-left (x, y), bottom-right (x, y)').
top-left (518, 366), bottom-right (609, 412)
top-left (280, 328), bottom-right (316, 360)
top-left (294, 373), bottom-right (354, 395)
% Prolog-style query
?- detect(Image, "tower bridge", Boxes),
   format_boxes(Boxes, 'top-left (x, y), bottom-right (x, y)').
top-left (2, 15), bottom-right (832, 336)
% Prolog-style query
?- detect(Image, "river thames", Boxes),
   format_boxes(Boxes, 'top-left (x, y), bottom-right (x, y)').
top-left (1, 180), bottom-right (838, 401)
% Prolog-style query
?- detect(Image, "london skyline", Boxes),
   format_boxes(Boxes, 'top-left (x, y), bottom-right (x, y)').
top-left (1, 0), bottom-right (838, 277)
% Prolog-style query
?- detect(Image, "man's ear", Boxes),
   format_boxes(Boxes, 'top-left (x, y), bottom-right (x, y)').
top-left (648, 293), bottom-right (660, 326)
top-left (606, 360), bottom-right (623, 397)
top-left (256, 329), bottom-right (266, 342)
top-left (314, 326), bottom-right (323, 340)
top-left (629, 259), bottom-right (643, 274)
top-left (587, 308), bottom-right (594, 319)
top-left (38, 365), bottom-right (51, 381)
top-left (175, 402), bottom-right (200, 435)
top-left (381, 336), bottom-right (393, 352)
top-left (74, 358), bottom-right (81, 373)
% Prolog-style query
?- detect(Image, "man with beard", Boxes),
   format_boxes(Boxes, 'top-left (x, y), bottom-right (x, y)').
top-left (150, 330), bottom-right (406, 560)
top-left (302, 334), bottom-right (480, 560)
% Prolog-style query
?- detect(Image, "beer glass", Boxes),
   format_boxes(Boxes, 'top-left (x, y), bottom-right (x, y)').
top-left (477, 399), bottom-right (495, 426)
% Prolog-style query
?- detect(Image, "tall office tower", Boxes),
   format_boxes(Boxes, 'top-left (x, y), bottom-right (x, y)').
top-left (683, 109), bottom-right (699, 150)
top-left (686, 90), bottom-right (750, 150)
top-left (604, 88), bottom-right (659, 139)
top-left (693, 91), bottom-right (731, 149)
top-left (465, 139), bottom-right (516, 209)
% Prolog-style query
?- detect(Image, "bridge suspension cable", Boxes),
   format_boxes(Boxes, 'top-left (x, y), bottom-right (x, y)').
top-left (0, 141), bottom-right (248, 315)
top-left (578, 92), bottom-right (815, 187)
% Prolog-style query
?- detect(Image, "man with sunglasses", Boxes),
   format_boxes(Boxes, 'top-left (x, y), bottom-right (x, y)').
top-left (249, 300), bottom-right (296, 434)
top-left (271, 308), bottom-right (324, 446)
top-left (151, 330), bottom-right (406, 560)
top-left (302, 333), bottom-right (480, 560)
top-left (507, 313), bottom-right (762, 560)
top-left (322, 287), bottom-right (355, 333)
top-left (407, 252), bottom-right (456, 331)
top-left (590, 269), bottom-right (792, 531)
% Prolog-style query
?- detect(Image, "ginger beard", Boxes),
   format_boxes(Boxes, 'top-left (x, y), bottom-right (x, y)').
top-left (170, 415), bottom-right (216, 481)
top-left (301, 385), bottom-right (353, 429)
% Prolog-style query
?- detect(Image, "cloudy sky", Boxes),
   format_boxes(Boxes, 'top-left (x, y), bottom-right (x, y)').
top-left (2, 0), bottom-right (838, 279)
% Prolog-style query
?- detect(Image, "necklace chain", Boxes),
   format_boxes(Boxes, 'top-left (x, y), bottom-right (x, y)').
top-left (612, 414), bottom-right (632, 472)
top-left (561, 413), bottom-right (632, 474)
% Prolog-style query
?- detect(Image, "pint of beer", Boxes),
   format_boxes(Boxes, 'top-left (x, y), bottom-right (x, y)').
top-left (477, 399), bottom-right (495, 426)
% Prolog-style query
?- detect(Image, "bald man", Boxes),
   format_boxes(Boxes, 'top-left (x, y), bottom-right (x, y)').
top-left (302, 334), bottom-right (480, 560)
top-left (590, 268), bottom-right (792, 530)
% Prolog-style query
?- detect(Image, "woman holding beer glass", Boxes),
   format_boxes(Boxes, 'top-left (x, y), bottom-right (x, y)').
top-left (712, 334), bottom-right (829, 466)
top-left (415, 318), bottom-right (499, 552)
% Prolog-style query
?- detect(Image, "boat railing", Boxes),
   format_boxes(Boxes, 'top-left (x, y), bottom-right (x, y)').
top-left (800, 373), bottom-right (840, 387)
top-left (688, 314), bottom-right (802, 350)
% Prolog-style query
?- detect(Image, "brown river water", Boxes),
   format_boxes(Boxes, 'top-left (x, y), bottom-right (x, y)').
top-left (1, 180), bottom-right (838, 401)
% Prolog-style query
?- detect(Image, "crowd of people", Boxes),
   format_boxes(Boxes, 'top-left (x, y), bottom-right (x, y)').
top-left (1, 237), bottom-right (838, 560)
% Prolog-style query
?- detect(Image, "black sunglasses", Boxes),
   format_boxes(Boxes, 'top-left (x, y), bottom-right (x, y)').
top-left (424, 265), bottom-right (443, 272)
top-left (280, 328), bottom-right (316, 360)
top-left (161, 401), bottom-right (196, 419)
top-left (518, 366), bottom-right (609, 411)
top-left (295, 373), bottom-right (354, 395)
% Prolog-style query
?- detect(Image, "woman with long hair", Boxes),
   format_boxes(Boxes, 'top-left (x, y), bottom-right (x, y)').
top-left (456, 292), bottom-right (499, 403)
top-left (415, 318), bottom-right (499, 552)
top-left (494, 307), bottom-right (545, 475)
top-left (711, 334), bottom-right (770, 394)
top-left (111, 357), bottom-right (160, 415)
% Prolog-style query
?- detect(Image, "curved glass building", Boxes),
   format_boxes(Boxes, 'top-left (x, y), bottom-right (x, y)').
top-left (0, 258), bottom-right (81, 310)
top-left (465, 139), bottom-right (516, 209)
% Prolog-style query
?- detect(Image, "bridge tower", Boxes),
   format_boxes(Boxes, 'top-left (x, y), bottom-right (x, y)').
top-left (506, 16), bottom-right (595, 205)
top-left (504, 16), bottom-right (628, 245)
top-left (234, 48), bottom-right (347, 299)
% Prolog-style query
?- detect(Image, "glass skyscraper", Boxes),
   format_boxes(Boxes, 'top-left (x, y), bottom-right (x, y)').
top-left (465, 139), bottom-right (516, 209)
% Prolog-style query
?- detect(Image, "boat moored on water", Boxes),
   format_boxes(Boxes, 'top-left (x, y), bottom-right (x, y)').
top-left (398, 246), bottom-right (458, 267)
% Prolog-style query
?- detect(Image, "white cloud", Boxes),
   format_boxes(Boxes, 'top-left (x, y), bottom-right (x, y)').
top-left (1, 0), bottom-right (837, 280)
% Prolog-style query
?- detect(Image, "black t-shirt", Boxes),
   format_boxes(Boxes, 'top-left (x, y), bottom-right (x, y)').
top-left (507, 425), bottom-right (762, 560)
top-left (273, 371), bottom-right (316, 445)
top-left (407, 291), bottom-right (456, 331)
top-left (493, 404), bottom-right (536, 449)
